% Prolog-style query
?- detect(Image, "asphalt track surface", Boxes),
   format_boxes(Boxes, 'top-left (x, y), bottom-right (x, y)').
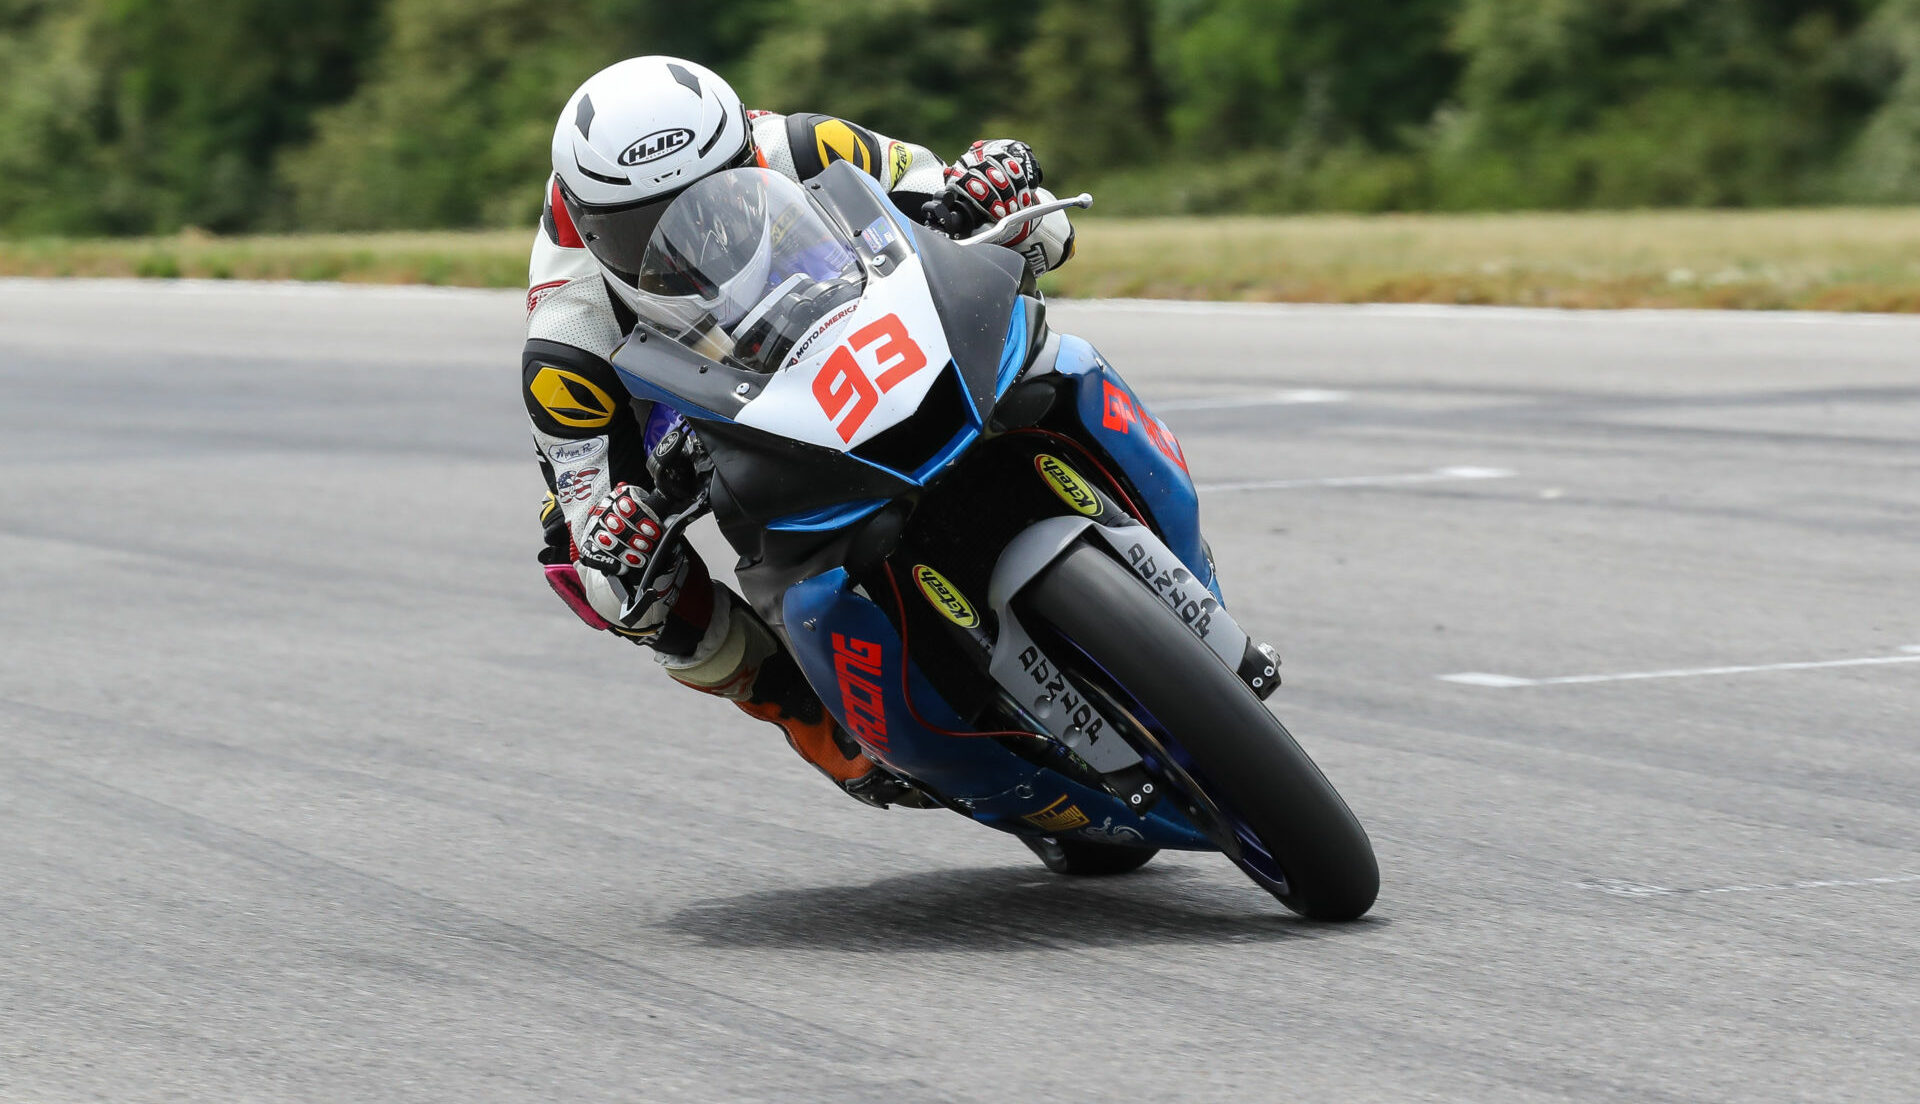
top-left (3, 280), bottom-right (1917, 1102)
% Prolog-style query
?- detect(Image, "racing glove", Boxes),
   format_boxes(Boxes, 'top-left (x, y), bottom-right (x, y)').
top-left (579, 482), bottom-right (670, 577)
top-left (574, 481), bottom-right (692, 635)
top-left (922, 139), bottom-right (1076, 276)
top-left (927, 140), bottom-right (1043, 239)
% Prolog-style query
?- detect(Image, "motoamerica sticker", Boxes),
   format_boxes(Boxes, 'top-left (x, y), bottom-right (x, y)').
top-left (1035, 454), bottom-right (1101, 516)
top-left (912, 565), bottom-right (978, 628)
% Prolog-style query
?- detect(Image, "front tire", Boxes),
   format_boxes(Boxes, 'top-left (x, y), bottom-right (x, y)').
top-left (1024, 542), bottom-right (1379, 920)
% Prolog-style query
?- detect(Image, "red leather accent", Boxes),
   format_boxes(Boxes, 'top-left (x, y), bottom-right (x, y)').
top-left (527, 279), bottom-right (566, 315)
top-left (549, 181), bottom-right (584, 249)
top-left (667, 552), bottom-right (715, 631)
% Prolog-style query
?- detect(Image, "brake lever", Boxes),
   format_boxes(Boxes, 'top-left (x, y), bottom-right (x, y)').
top-left (956, 193), bottom-right (1093, 248)
top-left (619, 488), bottom-right (713, 622)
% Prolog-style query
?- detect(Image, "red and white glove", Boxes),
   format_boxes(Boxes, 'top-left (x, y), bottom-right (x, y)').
top-left (578, 483), bottom-right (671, 578)
top-left (938, 139), bottom-right (1044, 242)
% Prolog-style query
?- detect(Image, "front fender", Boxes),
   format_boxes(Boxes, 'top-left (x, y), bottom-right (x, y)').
top-left (988, 517), bottom-right (1252, 674)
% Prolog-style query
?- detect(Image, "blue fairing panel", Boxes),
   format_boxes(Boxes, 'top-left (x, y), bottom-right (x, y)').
top-left (1050, 336), bottom-right (1216, 597)
top-left (994, 301), bottom-right (1029, 397)
top-left (784, 569), bottom-right (1034, 799)
top-left (768, 498), bottom-right (887, 532)
top-left (781, 568), bottom-right (1215, 850)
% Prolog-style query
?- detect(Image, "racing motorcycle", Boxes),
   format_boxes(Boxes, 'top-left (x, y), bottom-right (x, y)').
top-left (609, 162), bottom-right (1378, 919)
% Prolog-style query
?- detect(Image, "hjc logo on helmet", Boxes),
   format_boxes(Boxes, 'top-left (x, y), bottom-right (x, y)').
top-left (618, 128), bottom-right (696, 166)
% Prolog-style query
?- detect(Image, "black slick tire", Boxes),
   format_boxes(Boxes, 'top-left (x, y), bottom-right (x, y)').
top-left (1023, 541), bottom-right (1379, 920)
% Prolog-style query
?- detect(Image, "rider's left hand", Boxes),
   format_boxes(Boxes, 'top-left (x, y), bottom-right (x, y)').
top-left (578, 483), bottom-right (673, 578)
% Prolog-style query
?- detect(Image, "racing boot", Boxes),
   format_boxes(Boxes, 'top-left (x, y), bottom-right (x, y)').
top-left (660, 586), bottom-right (935, 809)
top-left (1236, 639), bottom-right (1283, 700)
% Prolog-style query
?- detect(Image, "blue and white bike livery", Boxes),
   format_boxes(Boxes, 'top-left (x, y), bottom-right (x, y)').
top-left (610, 162), bottom-right (1377, 919)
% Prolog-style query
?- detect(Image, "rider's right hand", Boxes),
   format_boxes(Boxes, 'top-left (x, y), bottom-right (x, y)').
top-left (932, 139), bottom-right (1044, 239)
top-left (578, 482), bottom-right (672, 578)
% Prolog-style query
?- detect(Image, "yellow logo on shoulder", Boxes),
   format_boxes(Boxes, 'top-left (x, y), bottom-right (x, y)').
top-left (1035, 454), bottom-right (1102, 516)
top-left (814, 119), bottom-right (873, 174)
top-left (913, 565), bottom-right (979, 628)
top-left (887, 141), bottom-right (912, 186)
top-left (530, 365), bottom-right (615, 429)
top-left (1023, 794), bottom-right (1091, 833)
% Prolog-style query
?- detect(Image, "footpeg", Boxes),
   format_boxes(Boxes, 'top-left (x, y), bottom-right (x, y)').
top-left (1237, 640), bottom-right (1282, 700)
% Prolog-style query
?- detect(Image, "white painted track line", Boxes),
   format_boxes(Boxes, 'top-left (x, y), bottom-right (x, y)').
top-left (1195, 465), bottom-right (1515, 494)
top-left (1580, 874), bottom-right (1920, 899)
top-left (1154, 389), bottom-right (1351, 411)
top-left (1440, 647), bottom-right (1920, 688)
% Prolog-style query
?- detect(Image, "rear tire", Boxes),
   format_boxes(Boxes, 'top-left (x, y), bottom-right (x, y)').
top-left (1024, 542), bottom-right (1379, 920)
top-left (1022, 835), bottom-right (1159, 876)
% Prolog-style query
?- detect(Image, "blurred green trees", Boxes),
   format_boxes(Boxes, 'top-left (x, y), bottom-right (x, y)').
top-left (0, 0), bottom-right (380, 233)
top-left (1435, 0), bottom-right (1885, 207)
top-left (4, 0), bottom-right (1920, 235)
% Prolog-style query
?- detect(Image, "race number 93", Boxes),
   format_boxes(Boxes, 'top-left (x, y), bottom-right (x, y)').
top-left (811, 313), bottom-right (928, 442)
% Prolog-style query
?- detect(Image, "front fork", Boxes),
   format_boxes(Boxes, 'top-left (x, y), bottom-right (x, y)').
top-left (982, 514), bottom-right (1262, 816)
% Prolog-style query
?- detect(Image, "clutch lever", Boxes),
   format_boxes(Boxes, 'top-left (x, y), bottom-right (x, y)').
top-left (618, 489), bottom-right (713, 623)
top-left (956, 193), bottom-right (1093, 248)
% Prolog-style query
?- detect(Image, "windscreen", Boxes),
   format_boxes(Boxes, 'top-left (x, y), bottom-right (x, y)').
top-left (631, 168), bottom-right (866, 374)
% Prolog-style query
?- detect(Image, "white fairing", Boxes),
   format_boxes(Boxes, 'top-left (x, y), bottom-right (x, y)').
top-left (733, 254), bottom-right (952, 452)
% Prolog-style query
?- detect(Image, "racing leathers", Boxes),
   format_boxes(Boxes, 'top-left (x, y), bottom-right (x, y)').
top-left (524, 110), bottom-right (1074, 805)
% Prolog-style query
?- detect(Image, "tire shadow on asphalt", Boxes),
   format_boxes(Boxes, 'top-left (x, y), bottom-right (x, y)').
top-left (662, 863), bottom-right (1387, 951)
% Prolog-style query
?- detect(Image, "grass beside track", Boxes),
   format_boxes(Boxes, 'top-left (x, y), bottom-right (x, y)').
top-left (5, 208), bottom-right (1920, 311)
top-left (0, 229), bottom-right (533, 289)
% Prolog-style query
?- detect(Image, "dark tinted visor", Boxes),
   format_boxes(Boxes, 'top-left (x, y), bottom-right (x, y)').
top-left (559, 144), bottom-right (756, 283)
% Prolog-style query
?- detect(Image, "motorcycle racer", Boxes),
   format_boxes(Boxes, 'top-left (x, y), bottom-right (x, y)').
top-left (523, 56), bottom-right (1077, 808)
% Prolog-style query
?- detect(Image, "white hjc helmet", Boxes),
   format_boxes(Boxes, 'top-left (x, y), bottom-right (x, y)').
top-left (550, 56), bottom-right (754, 311)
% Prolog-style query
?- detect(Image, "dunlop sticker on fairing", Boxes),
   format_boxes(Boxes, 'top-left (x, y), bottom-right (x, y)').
top-left (912, 565), bottom-right (979, 628)
top-left (1034, 453), bottom-right (1102, 516)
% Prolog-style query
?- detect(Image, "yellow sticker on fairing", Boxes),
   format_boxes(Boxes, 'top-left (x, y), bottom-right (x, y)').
top-left (1035, 454), bottom-right (1102, 516)
top-left (912, 565), bottom-right (979, 628)
top-left (529, 366), bottom-right (615, 429)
